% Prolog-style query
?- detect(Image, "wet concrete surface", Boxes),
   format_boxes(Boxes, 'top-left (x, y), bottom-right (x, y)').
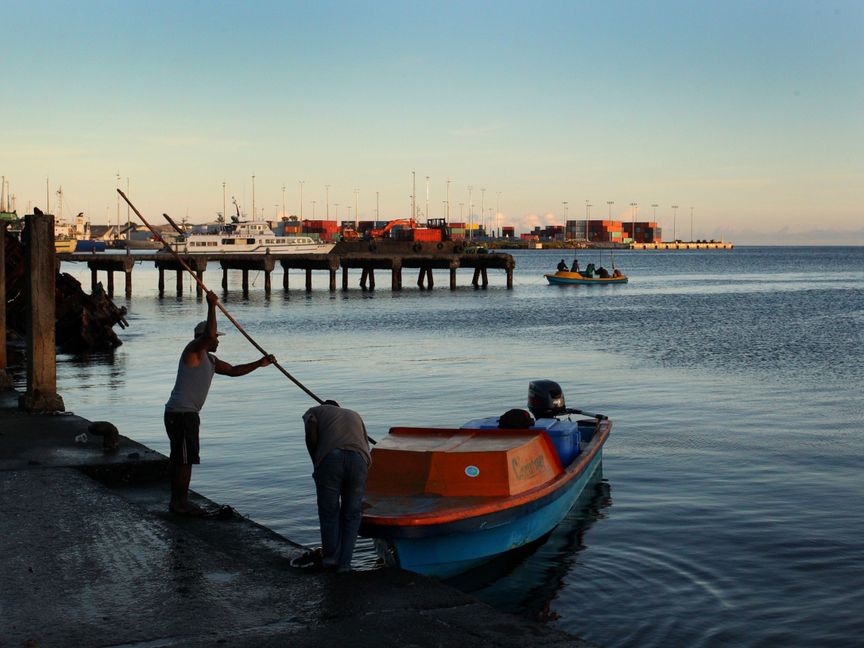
top-left (1, 388), bottom-right (595, 647)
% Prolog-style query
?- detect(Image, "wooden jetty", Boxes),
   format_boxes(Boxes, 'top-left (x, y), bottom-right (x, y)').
top-left (57, 241), bottom-right (515, 297)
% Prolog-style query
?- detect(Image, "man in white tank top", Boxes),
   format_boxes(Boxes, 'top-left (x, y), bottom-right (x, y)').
top-left (164, 290), bottom-right (274, 516)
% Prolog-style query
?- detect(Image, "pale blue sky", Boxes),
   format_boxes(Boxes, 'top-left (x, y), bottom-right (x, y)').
top-left (3, 0), bottom-right (862, 243)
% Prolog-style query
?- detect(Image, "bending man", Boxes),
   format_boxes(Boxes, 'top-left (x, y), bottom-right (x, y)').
top-left (303, 401), bottom-right (371, 572)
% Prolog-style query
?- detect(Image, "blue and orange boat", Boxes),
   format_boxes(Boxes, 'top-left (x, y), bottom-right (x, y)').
top-left (360, 380), bottom-right (611, 578)
top-left (544, 269), bottom-right (628, 285)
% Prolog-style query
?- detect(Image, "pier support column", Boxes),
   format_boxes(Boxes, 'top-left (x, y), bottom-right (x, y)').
top-left (391, 259), bottom-right (402, 291)
top-left (106, 270), bottom-right (114, 296)
top-left (176, 270), bottom-right (183, 295)
top-left (158, 268), bottom-right (165, 296)
top-left (283, 269), bottom-right (290, 291)
top-left (481, 267), bottom-right (488, 287)
top-left (90, 267), bottom-right (98, 293)
top-left (329, 269), bottom-right (336, 292)
top-left (20, 211), bottom-right (64, 412)
top-left (196, 271), bottom-right (204, 298)
top-left (242, 269), bottom-right (249, 295)
top-left (450, 261), bottom-right (458, 291)
top-left (342, 266), bottom-right (349, 291)
top-left (471, 268), bottom-right (480, 287)
top-left (305, 268), bottom-right (312, 292)
top-left (506, 265), bottom-right (513, 289)
top-left (264, 270), bottom-right (271, 295)
top-left (0, 223), bottom-right (10, 389)
top-left (360, 267), bottom-right (375, 290)
top-left (124, 269), bottom-right (132, 298)
top-left (222, 268), bottom-right (228, 291)
top-left (417, 267), bottom-right (433, 289)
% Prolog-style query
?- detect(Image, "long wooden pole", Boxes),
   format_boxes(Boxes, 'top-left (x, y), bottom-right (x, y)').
top-left (117, 189), bottom-right (324, 405)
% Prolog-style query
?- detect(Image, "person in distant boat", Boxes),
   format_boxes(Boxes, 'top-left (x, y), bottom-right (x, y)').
top-left (597, 266), bottom-right (610, 278)
top-left (613, 268), bottom-right (622, 278)
top-left (164, 290), bottom-right (274, 517)
top-left (557, 259), bottom-right (568, 272)
top-left (297, 401), bottom-right (372, 573)
top-left (584, 262), bottom-right (595, 277)
top-left (570, 258), bottom-right (580, 272)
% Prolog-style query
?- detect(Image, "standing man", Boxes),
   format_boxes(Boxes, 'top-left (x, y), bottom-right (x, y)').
top-left (301, 400), bottom-right (371, 572)
top-left (164, 290), bottom-right (274, 516)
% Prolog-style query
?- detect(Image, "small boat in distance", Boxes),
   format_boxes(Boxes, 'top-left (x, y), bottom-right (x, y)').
top-left (545, 269), bottom-right (628, 285)
top-left (179, 220), bottom-right (335, 255)
top-left (360, 380), bottom-right (611, 578)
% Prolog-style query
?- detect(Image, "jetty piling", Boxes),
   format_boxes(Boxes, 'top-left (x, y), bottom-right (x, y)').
top-left (20, 212), bottom-right (64, 412)
top-left (0, 222), bottom-right (9, 389)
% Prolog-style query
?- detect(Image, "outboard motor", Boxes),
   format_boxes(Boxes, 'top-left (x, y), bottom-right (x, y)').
top-left (527, 380), bottom-right (566, 419)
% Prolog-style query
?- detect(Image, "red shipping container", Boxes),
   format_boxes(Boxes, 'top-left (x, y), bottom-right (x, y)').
top-left (411, 228), bottom-right (443, 242)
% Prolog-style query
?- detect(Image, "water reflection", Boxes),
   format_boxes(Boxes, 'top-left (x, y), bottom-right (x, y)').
top-left (446, 467), bottom-right (612, 623)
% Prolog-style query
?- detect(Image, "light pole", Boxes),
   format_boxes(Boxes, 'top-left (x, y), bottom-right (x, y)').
top-left (651, 203), bottom-right (658, 243)
top-left (672, 205), bottom-right (678, 241)
top-left (425, 177), bottom-right (430, 225)
top-left (411, 171), bottom-right (416, 221)
top-left (353, 188), bottom-right (359, 228)
top-left (334, 202), bottom-right (339, 220)
top-left (496, 191), bottom-right (501, 238)
top-left (690, 206), bottom-right (694, 241)
top-left (630, 202), bottom-right (638, 242)
top-left (467, 186), bottom-right (474, 240)
top-left (115, 172), bottom-right (121, 236)
top-left (222, 181), bottom-right (226, 223)
top-left (252, 175), bottom-right (256, 222)
top-left (282, 185), bottom-right (286, 219)
top-left (446, 178), bottom-right (451, 224)
top-left (480, 188), bottom-right (486, 237)
top-left (299, 180), bottom-right (304, 219)
top-left (325, 185), bottom-right (330, 220)
top-left (312, 200), bottom-right (317, 218)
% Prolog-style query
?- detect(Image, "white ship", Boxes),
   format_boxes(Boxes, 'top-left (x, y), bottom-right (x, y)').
top-left (180, 220), bottom-right (334, 254)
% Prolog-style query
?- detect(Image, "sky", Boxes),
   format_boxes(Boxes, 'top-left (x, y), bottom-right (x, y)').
top-left (2, 0), bottom-right (862, 244)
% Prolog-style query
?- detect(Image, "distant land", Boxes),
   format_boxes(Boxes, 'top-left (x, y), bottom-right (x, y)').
top-left (720, 227), bottom-right (864, 246)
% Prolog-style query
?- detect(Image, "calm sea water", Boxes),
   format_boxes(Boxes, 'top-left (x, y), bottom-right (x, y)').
top-left (28, 246), bottom-right (864, 647)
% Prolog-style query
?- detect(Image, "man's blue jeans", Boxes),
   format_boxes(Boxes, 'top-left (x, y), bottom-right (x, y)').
top-left (313, 448), bottom-right (369, 570)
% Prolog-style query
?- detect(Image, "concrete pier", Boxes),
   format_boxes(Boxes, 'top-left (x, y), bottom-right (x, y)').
top-left (0, 389), bottom-right (594, 647)
top-left (58, 241), bottom-right (515, 296)
top-left (631, 241), bottom-right (733, 250)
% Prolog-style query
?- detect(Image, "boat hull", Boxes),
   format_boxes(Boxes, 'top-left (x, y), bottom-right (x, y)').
top-left (371, 450), bottom-right (603, 578)
top-left (74, 240), bottom-right (107, 253)
top-left (360, 418), bottom-right (610, 578)
top-left (545, 271), bottom-right (627, 285)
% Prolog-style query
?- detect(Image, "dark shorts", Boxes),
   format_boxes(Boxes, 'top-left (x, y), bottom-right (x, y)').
top-left (164, 411), bottom-right (201, 465)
